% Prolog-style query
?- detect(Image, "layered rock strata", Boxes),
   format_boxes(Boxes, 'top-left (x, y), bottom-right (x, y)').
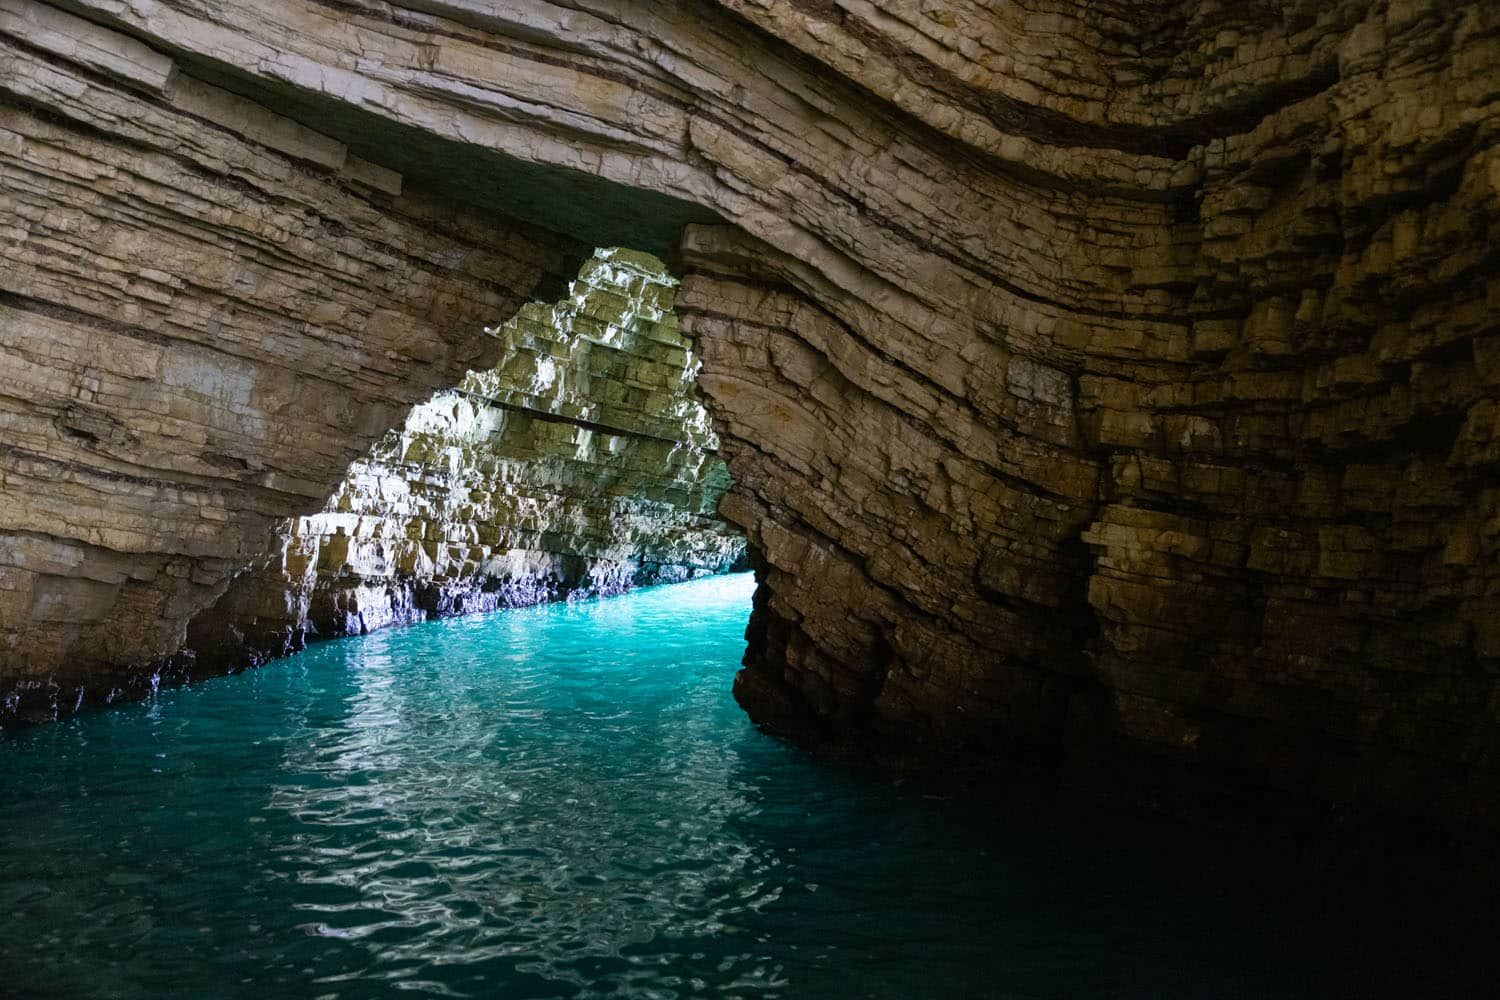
top-left (1, 0), bottom-right (1498, 850)
top-left (0, 2), bottom-right (595, 716)
top-left (189, 249), bottom-right (744, 669)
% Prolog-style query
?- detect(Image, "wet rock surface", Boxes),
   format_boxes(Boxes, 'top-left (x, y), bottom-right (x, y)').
top-left (1, 0), bottom-right (1498, 851)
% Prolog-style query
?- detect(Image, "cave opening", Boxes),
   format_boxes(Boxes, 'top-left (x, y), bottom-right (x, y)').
top-left (179, 247), bottom-right (752, 679)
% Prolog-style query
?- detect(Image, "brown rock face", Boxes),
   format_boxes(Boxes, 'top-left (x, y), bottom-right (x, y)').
top-left (1, 0), bottom-right (1498, 848)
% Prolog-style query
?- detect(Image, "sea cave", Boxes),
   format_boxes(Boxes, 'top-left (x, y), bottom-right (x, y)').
top-left (2, 0), bottom-right (1499, 996)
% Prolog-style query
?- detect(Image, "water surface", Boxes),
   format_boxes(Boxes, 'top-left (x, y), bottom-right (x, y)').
top-left (1, 574), bottom-right (1491, 997)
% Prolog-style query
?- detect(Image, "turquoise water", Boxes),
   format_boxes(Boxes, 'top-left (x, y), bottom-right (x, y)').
top-left (1, 573), bottom-right (1493, 998)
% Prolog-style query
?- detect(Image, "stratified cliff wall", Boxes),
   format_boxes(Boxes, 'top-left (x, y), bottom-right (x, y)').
top-left (188, 249), bottom-right (744, 670)
top-left (1, 0), bottom-right (1497, 848)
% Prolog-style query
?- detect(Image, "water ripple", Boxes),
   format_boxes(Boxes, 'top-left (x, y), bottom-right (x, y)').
top-left (1, 574), bottom-right (1495, 998)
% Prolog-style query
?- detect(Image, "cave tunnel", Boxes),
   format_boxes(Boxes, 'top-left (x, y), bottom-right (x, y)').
top-left (2, 0), bottom-right (1500, 995)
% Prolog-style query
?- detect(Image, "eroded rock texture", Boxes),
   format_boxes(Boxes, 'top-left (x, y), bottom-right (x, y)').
top-left (1, 0), bottom-right (1498, 847)
top-left (190, 249), bottom-right (743, 668)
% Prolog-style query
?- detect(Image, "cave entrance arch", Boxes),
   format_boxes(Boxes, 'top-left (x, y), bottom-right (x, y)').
top-left (3, 0), bottom-right (1099, 748)
top-left (0, 0), bottom-right (786, 720)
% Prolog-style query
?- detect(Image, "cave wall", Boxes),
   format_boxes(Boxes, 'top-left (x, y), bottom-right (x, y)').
top-left (0, 2), bottom-right (594, 715)
top-left (1, 0), bottom-right (1498, 845)
top-left (189, 249), bottom-right (744, 669)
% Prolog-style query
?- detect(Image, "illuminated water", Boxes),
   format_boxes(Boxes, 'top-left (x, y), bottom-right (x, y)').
top-left (1, 573), bottom-right (1492, 998)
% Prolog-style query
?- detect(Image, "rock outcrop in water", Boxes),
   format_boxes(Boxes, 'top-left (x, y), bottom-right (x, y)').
top-left (187, 249), bottom-right (744, 671)
top-left (1, 0), bottom-right (1498, 850)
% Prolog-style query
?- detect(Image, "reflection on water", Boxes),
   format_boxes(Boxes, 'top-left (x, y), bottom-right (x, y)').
top-left (0, 573), bottom-right (1493, 998)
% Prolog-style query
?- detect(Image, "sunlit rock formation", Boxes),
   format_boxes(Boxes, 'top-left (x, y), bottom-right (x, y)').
top-left (188, 250), bottom-right (743, 669)
top-left (1, 0), bottom-right (1497, 850)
